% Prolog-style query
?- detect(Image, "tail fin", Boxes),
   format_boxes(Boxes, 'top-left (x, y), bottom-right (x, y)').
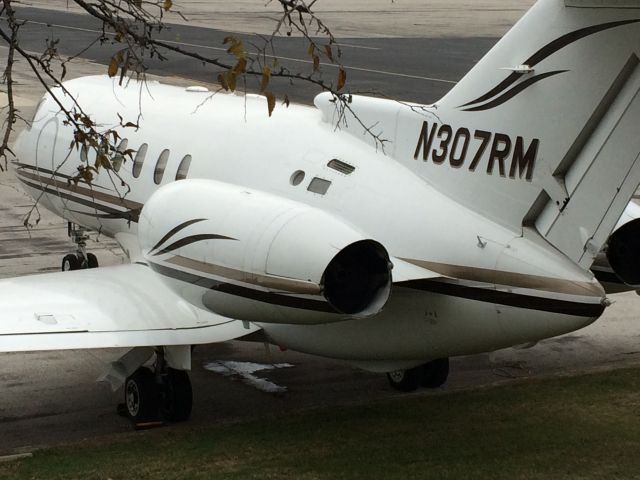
top-left (405, 0), bottom-right (640, 269)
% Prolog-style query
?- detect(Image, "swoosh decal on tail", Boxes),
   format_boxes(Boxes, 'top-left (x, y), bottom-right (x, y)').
top-left (462, 70), bottom-right (568, 112)
top-left (459, 19), bottom-right (640, 110)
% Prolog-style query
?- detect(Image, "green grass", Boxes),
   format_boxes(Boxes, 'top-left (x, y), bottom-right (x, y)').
top-left (4, 368), bottom-right (640, 479)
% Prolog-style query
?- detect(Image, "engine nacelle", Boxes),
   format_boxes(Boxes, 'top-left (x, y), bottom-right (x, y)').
top-left (605, 218), bottom-right (640, 287)
top-left (138, 179), bottom-right (392, 324)
top-left (592, 202), bottom-right (640, 292)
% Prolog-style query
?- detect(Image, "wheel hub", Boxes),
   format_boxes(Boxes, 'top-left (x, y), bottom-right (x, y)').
top-left (388, 370), bottom-right (405, 383)
top-left (125, 380), bottom-right (141, 417)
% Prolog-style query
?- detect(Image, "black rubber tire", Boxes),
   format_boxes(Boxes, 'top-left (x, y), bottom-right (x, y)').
top-left (386, 367), bottom-right (422, 392)
top-left (162, 368), bottom-right (193, 422)
top-left (86, 253), bottom-right (99, 268)
top-left (61, 254), bottom-right (80, 271)
top-left (421, 358), bottom-right (450, 388)
top-left (124, 367), bottom-right (160, 423)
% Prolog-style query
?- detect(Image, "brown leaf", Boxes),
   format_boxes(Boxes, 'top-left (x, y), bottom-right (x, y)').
top-left (282, 94), bottom-right (290, 108)
top-left (108, 55), bottom-right (118, 77)
top-left (96, 153), bottom-right (111, 170)
top-left (217, 73), bottom-right (229, 91)
top-left (163, 0), bottom-right (172, 11)
top-left (337, 67), bottom-right (347, 91)
top-left (232, 58), bottom-right (247, 75)
top-left (224, 36), bottom-right (246, 60)
top-left (312, 54), bottom-right (320, 72)
top-left (265, 91), bottom-right (276, 117)
top-left (260, 66), bottom-right (271, 93)
top-left (81, 168), bottom-right (94, 184)
top-left (226, 72), bottom-right (237, 92)
top-left (324, 45), bottom-right (334, 62)
top-left (80, 116), bottom-right (94, 128)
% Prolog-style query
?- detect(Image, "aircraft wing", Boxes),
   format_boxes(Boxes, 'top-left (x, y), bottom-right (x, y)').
top-left (0, 263), bottom-right (259, 353)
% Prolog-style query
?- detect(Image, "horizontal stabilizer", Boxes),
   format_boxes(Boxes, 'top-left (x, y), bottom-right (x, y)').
top-left (0, 264), bottom-right (259, 353)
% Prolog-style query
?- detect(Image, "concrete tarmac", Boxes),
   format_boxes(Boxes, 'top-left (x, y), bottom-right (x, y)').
top-left (2, 2), bottom-right (640, 456)
top-left (8, 6), bottom-right (498, 104)
top-left (20, 0), bottom-right (535, 37)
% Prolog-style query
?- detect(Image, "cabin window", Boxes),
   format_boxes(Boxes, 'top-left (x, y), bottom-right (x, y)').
top-left (154, 149), bottom-right (170, 185)
top-left (112, 138), bottom-right (128, 172)
top-left (307, 177), bottom-right (331, 195)
top-left (290, 170), bottom-right (305, 186)
top-left (327, 159), bottom-right (355, 175)
top-left (175, 154), bottom-right (192, 181)
top-left (132, 143), bottom-right (148, 178)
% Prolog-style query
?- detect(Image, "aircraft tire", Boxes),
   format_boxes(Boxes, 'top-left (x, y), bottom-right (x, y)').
top-left (420, 358), bottom-right (449, 388)
top-left (162, 368), bottom-right (193, 422)
top-left (61, 254), bottom-right (80, 271)
top-left (386, 367), bottom-right (422, 392)
top-left (125, 367), bottom-right (160, 423)
top-left (86, 253), bottom-right (99, 268)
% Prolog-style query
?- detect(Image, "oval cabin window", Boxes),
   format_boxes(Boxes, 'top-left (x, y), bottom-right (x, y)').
top-left (132, 143), bottom-right (148, 178)
top-left (175, 154), bottom-right (192, 181)
top-left (112, 138), bottom-right (128, 172)
top-left (154, 149), bottom-right (170, 185)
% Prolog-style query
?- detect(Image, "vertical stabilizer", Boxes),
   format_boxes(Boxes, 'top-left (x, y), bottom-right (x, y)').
top-left (394, 0), bottom-right (640, 269)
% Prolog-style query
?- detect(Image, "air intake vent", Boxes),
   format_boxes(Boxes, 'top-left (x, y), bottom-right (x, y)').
top-left (328, 159), bottom-right (355, 175)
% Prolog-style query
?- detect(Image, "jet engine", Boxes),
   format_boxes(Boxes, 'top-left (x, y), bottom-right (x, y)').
top-left (591, 202), bottom-right (640, 292)
top-left (605, 218), bottom-right (640, 287)
top-left (138, 179), bottom-right (392, 324)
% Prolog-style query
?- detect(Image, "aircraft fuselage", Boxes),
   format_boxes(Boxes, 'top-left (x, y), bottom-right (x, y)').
top-left (13, 76), bottom-right (606, 371)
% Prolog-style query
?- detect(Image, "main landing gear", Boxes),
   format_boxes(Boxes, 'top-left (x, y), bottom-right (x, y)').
top-left (121, 349), bottom-right (193, 425)
top-left (386, 358), bottom-right (450, 392)
top-left (61, 222), bottom-right (98, 271)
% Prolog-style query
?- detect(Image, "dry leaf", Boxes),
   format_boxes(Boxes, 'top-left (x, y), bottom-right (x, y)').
top-left (260, 66), bottom-right (271, 92)
top-left (337, 67), bottom-right (347, 91)
top-left (108, 56), bottom-right (118, 77)
top-left (265, 91), bottom-right (276, 117)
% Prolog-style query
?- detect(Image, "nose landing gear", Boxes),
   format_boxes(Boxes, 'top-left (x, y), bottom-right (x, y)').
top-left (61, 222), bottom-right (99, 271)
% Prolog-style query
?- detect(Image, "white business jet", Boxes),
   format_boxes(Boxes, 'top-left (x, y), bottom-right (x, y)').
top-left (3, 0), bottom-right (640, 424)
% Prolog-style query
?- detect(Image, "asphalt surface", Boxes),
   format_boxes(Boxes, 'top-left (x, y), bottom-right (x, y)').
top-left (7, 7), bottom-right (497, 104)
top-left (2, 5), bottom-right (640, 458)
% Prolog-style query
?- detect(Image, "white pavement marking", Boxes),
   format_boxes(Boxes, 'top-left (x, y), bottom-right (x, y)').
top-left (204, 361), bottom-right (294, 394)
top-left (16, 19), bottom-right (457, 85)
top-left (334, 42), bottom-right (381, 51)
top-left (19, 0), bottom-right (535, 38)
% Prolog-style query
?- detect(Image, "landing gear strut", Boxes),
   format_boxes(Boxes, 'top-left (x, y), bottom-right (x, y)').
top-left (61, 222), bottom-right (99, 271)
top-left (122, 349), bottom-right (193, 425)
top-left (386, 358), bottom-right (450, 392)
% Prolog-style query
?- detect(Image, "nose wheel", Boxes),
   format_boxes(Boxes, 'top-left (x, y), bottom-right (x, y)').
top-left (61, 223), bottom-right (99, 271)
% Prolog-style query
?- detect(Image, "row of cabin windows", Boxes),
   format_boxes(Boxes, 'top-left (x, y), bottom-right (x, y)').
top-left (126, 141), bottom-right (192, 183)
top-left (82, 140), bottom-right (192, 184)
